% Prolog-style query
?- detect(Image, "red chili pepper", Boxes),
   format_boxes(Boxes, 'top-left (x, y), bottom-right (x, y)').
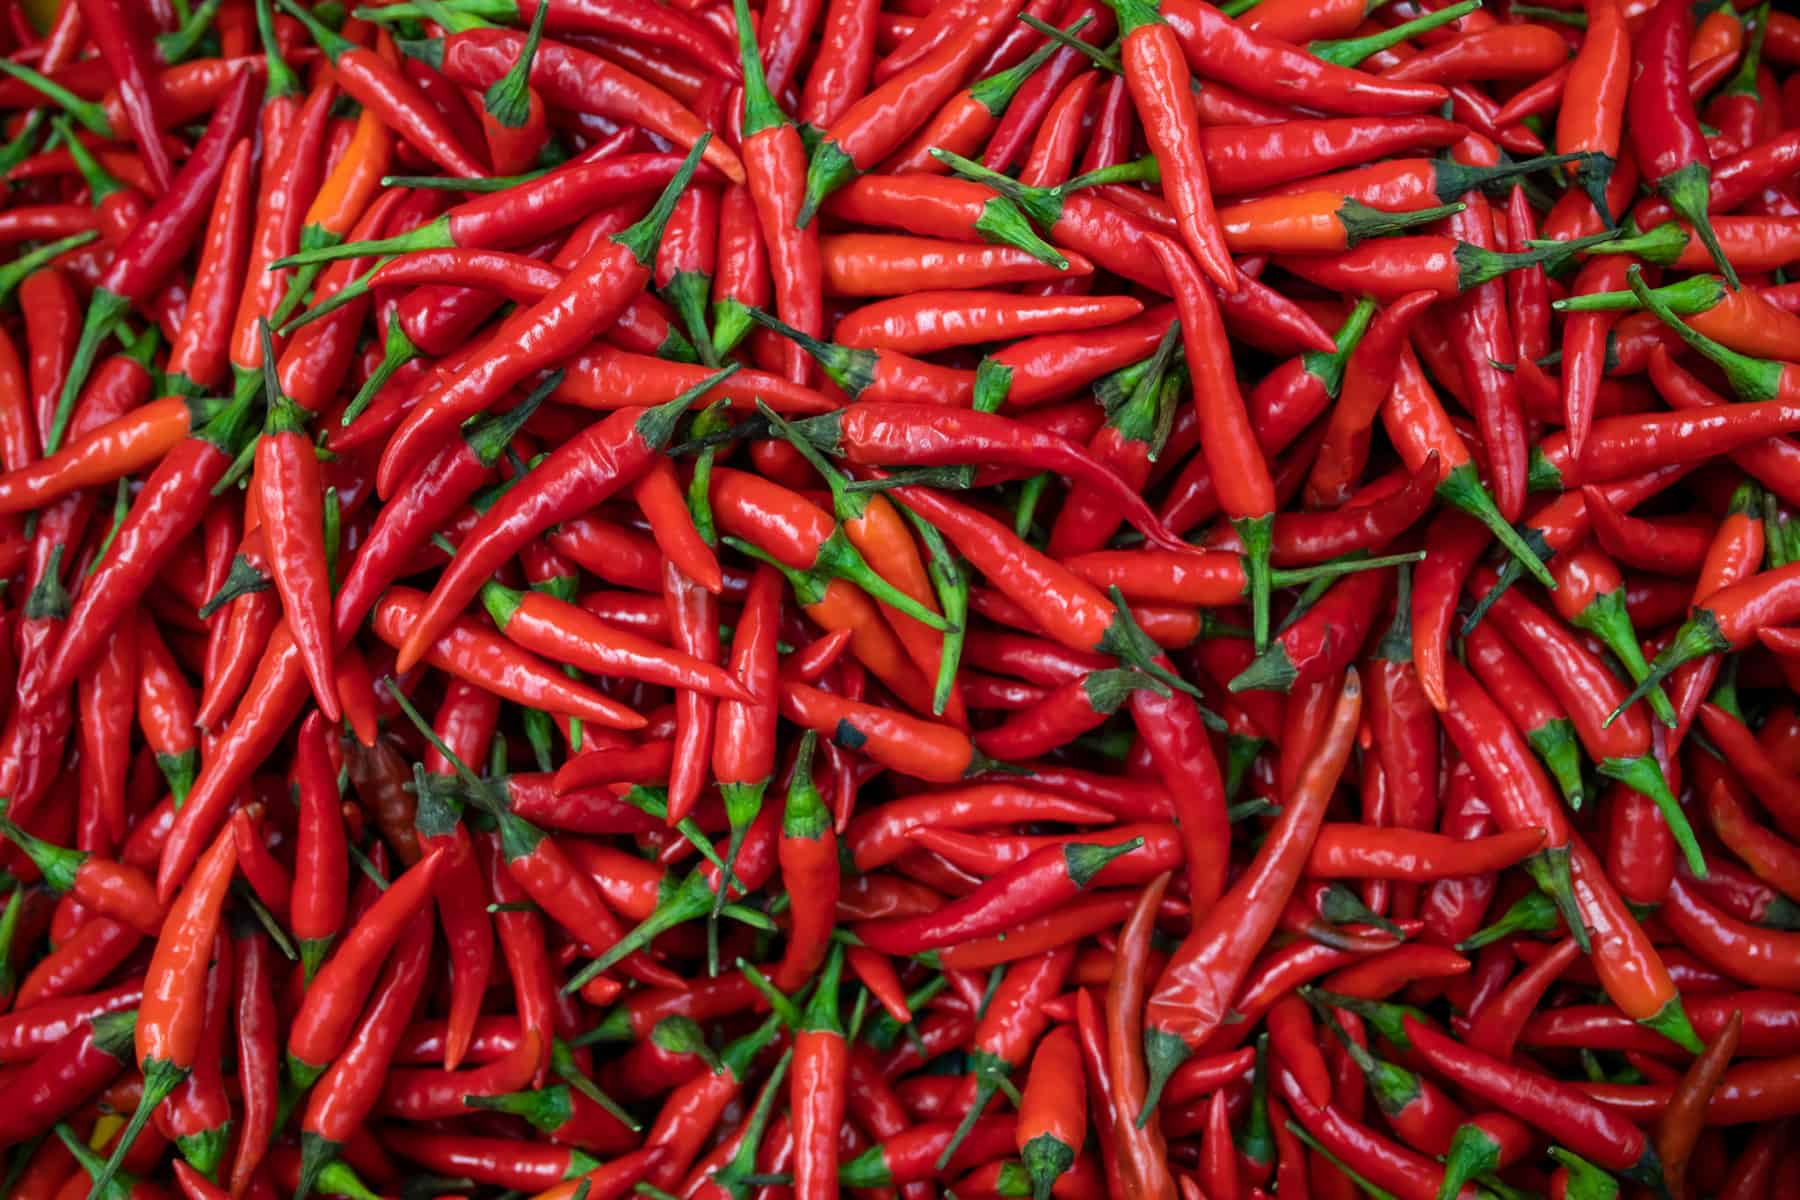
top-left (89, 821), bottom-right (235, 1197)
top-left (1628, 0), bottom-right (1741, 285)
top-left (1141, 667), bottom-right (1361, 1116)
top-left (799, 0), bottom-right (1024, 222)
top-left (393, 364), bottom-right (726, 671)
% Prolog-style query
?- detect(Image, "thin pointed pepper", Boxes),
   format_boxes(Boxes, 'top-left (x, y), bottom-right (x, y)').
top-left (421, 25), bottom-right (744, 181)
top-left (278, 0), bottom-right (485, 178)
top-left (89, 821), bottom-right (235, 1200)
top-left (1149, 235), bottom-right (1276, 648)
top-left (44, 68), bottom-right (257, 457)
top-left (1017, 1023), bottom-right (1084, 1200)
top-left (37, 383), bottom-right (259, 699)
top-left (248, 323), bottom-right (338, 721)
top-left (376, 137), bottom-right (711, 499)
top-left (798, 0), bottom-right (1024, 223)
top-left (294, 909), bottom-right (433, 1200)
top-left (761, 405), bottom-right (965, 724)
top-left (286, 847), bottom-right (447, 1089)
top-left (1628, 0), bottom-right (1740, 286)
top-left (1104, 0), bottom-right (1236, 290)
top-left (395, 365), bottom-right (729, 672)
top-left (74, 0), bottom-right (173, 192)
top-left (0, 813), bottom-right (163, 937)
top-left (785, 399), bottom-right (1192, 555)
top-left (733, 0), bottom-right (822, 387)
top-left (772, 732), bottom-right (836, 990)
top-left (1139, 667), bottom-right (1362, 1121)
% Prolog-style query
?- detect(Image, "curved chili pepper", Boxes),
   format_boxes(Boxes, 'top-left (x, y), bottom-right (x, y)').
top-left (798, 0), bottom-right (1022, 222)
top-left (1160, 0), bottom-right (1447, 115)
top-left (1141, 667), bottom-right (1361, 1118)
top-left (394, 364), bottom-right (726, 671)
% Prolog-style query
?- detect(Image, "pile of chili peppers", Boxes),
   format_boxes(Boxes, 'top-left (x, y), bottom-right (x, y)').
top-left (9, 0), bottom-right (1800, 1196)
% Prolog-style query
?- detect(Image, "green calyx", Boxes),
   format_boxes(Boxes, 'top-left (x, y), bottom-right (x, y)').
top-left (88, 1009), bottom-right (140, 1061)
top-left (1523, 844), bottom-right (1590, 955)
top-left (466, 1084), bottom-right (574, 1131)
top-left (23, 544), bottom-right (70, 622)
top-left (198, 553), bottom-right (272, 620)
top-left (782, 731), bottom-right (829, 840)
top-left (1570, 587), bottom-right (1676, 727)
top-left (1316, 882), bottom-right (1402, 936)
top-left (1319, 1003), bottom-right (1422, 1118)
top-left (634, 364), bottom-right (739, 451)
top-left (930, 147), bottom-right (1074, 267)
top-left (1136, 1026), bottom-right (1191, 1128)
top-left (1454, 238), bottom-right (1573, 294)
top-left (484, 0), bottom-right (546, 127)
top-left (1436, 460), bottom-right (1557, 590)
top-left (466, 369), bottom-right (558, 466)
top-left (340, 312), bottom-right (418, 427)
top-left (1096, 586), bottom-right (1213, 712)
top-left (1100, 0), bottom-right (1163, 36)
top-left (813, 525), bottom-right (955, 632)
top-left (732, 0), bottom-right (787, 136)
top-left (1300, 986), bottom-right (1423, 1048)
top-left (798, 137), bottom-right (857, 228)
top-left (1021, 1135), bottom-right (1074, 1200)
top-left (1626, 263), bottom-right (1776, 401)
top-left (759, 403), bottom-right (868, 523)
top-left (1430, 151), bottom-right (1594, 206)
top-left (1310, 0), bottom-right (1475, 67)
top-left (1596, 755), bottom-right (1706, 879)
top-left (0, 809), bottom-right (84, 893)
top-left (1525, 718), bottom-right (1586, 811)
top-left (1436, 1123), bottom-right (1503, 1200)
top-left (1605, 607), bottom-right (1728, 727)
top-left (1554, 272), bottom-right (1725, 315)
top-left (972, 16), bottom-right (1091, 117)
top-left (176, 1125), bottom-right (229, 1184)
top-left (1082, 667), bottom-right (1168, 714)
top-left (1304, 296), bottom-right (1378, 397)
top-left (1659, 160), bottom-right (1739, 290)
top-left (747, 307), bottom-right (876, 398)
top-left (798, 942), bottom-right (846, 1034)
top-left (479, 578), bottom-right (525, 631)
top-left (1063, 837), bottom-right (1144, 888)
top-left (1339, 199), bottom-right (1466, 250)
top-left (1548, 1147), bottom-right (1621, 1200)
top-left (1230, 640), bottom-right (1296, 694)
top-left (1105, 321), bottom-right (1181, 442)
